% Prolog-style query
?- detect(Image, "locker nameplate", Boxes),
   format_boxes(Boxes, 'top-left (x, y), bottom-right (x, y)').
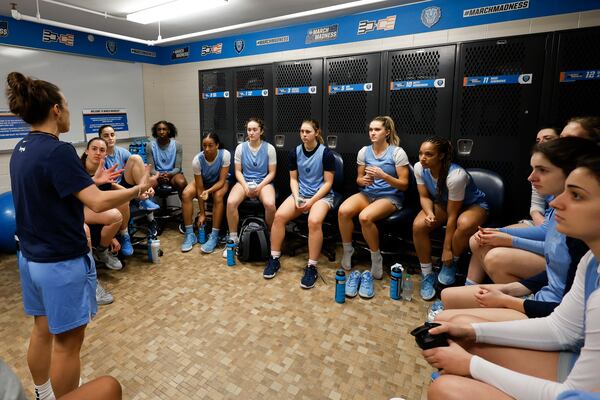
top-left (463, 73), bottom-right (532, 86)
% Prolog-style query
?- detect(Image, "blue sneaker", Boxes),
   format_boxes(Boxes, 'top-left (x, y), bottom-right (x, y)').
top-left (180, 232), bottom-right (197, 252)
top-left (345, 270), bottom-right (361, 297)
top-left (358, 271), bottom-right (375, 298)
top-left (263, 256), bottom-right (280, 279)
top-left (139, 198), bottom-right (160, 211)
top-left (420, 273), bottom-right (437, 300)
top-left (426, 300), bottom-right (445, 322)
top-left (300, 265), bottom-right (318, 289)
top-left (438, 263), bottom-right (457, 286)
top-left (119, 233), bottom-right (134, 257)
top-left (200, 232), bottom-right (219, 253)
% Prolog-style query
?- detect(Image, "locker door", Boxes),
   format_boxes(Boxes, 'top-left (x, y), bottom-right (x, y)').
top-left (386, 45), bottom-right (455, 163)
top-left (233, 64), bottom-right (273, 150)
top-left (550, 27), bottom-right (600, 126)
top-left (199, 69), bottom-right (233, 142)
top-left (325, 53), bottom-right (381, 194)
top-left (452, 35), bottom-right (549, 222)
top-left (273, 59), bottom-right (323, 198)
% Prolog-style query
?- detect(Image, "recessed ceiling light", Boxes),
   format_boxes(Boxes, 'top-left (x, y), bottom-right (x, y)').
top-left (127, 0), bottom-right (228, 25)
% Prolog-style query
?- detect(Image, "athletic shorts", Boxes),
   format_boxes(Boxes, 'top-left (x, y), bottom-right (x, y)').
top-left (291, 193), bottom-right (335, 209)
top-left (360, 192), bottom-right (403, 210)
top-left (557, 351), bottom-right (579, 382)
top-left (121, 177), bottom-right (135, 189)
top-left (19, 252), bottom-right (97, 334)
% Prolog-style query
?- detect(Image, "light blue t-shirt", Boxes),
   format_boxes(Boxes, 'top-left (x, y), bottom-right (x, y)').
top-left (151, 139), bottom-right (177, 172)
top-left (104, 146), bottom-right (131, 184)
top-left (241, 141), bottom-right (269, 184)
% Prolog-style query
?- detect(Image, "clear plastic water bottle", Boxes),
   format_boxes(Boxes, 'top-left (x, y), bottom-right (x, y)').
top-left (198, 224), bottom-right (207, 244)
top-left (335, 269), bottom-right (346, 304)
top-left (390, 263), bottom-right (403, 300)
top-left (402, 273), bottom-right (414, 301)
top-left (226, 239), bottom-right (236, 266)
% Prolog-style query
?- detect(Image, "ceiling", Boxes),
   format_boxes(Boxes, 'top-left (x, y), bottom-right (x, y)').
top-left (0, 0), bottom-right (424, 45)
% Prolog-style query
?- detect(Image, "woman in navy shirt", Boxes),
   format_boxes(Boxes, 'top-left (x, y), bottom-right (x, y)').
top-left (7, 72), bottom-right (150, 398)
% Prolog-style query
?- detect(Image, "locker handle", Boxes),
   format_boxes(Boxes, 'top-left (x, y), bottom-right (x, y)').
top-left (327, 135), bottom-right (338, 149)
top-left (236, 132), bottom-right (245, 144)
top-left (456, 139), bottom-right (473, 156)
top-left (274, 135), bottom-right (285, 148)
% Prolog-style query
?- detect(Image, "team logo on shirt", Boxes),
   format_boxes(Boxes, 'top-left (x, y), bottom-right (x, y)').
top-left (106, 40), bottom-right (117, 55)
top-left (253, 162), bottom-right (257, 166)
top-left (305, 168), bottom-right (311, 173)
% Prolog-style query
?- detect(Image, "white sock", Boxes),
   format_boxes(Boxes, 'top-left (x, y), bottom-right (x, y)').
top-left (370, 250), bottom-right (383, 280)
top-left (341, 243), bottom-right (354, 270)
top-left (34, 380), bottom-right (56, 400)
top-left (211, 228), bottom-right (219, 237)
top-left (465, 278), bottom-right (477, 286)
top-left (271, 251), bottom-right (281, 259)
top-left (229, 232), bottom-right (238, 243)
top-left (120, 229), bottom-right (128, 236)
top-left (146, 212), bottom-right (155, 222)
top-left (308, 259), bottom-right (318, 267)
top-left (420, 263), bottom-right (433, 276)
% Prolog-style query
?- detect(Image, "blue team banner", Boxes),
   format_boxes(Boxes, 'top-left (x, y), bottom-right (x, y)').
top-left (82, 109), bottom-right (129, 135)
top-left (236, 89), bottom-right (269, 98)
top-left (329, 83), bottom-right (373, 94)
top-left (560, 70), bottom-right (600, 83)
top-left (275, 86), bottom-right (317, 95)
top-left (463, 73), bottom-right (533, 86)
top-left (202, 91), bottom-right (230, 99)
top-left (390, 79), bottom-right (446, 90)
top-left (0, 110), bottom-right (30, 139)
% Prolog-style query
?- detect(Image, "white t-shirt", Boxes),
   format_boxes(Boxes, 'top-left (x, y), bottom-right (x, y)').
top-left (234, 142), bottom-right (277, 165)
top-left (192, 149), bottom-right (231, 176)
top-left (470, 250), bottom-right (600, 400)
top-left (413, 162), bottom-right (469, 201)
top-left (356, 145), bottom-right (409, 167)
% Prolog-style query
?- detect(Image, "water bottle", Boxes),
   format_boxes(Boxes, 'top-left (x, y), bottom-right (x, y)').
top-left (226, 239), bottom-right (236, 266)
top-left (198, 224), bottom-right (207, 244)
top-left (390, 263), bottom-right (403, 300)
top-left (335, 269), bottom-right (346, 304)
top-left (148, 238), bottom-right (161, 264)
top-left (402, 274), bottom-right (414, 301)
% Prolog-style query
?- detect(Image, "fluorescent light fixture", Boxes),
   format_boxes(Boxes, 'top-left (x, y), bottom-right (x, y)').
top-left (127, 0), bottom-right (227, 25)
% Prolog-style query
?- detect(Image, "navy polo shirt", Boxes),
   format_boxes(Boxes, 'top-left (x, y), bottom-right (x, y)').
top-left (10, 133), bottom-right (94, 262)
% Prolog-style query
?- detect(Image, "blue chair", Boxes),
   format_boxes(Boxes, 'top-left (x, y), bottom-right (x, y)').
top-left (288, 150), bottom-right (344, 262)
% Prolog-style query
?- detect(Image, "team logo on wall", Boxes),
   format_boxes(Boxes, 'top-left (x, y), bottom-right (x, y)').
top-left (201, 43), bottom-right (223, 56)
top-left (421, 6), bottom-right (441, 28)
top-left (171, 46), bottom-right (189, 60)
top-left (305, 24), bottom-right (338, 44)
top-left (234, 40), bottom-right (245, 54)
top-left (42, 29), bottom-right (74, 46)
top-left (0, 21), bottom-right (8, 37)
top-left (106, 40), bottom-right (117, 55)
top-left (357, 15), bottom-right (396, 35)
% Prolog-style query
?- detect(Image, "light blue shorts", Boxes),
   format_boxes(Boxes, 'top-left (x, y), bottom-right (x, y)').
top-left (360, 192), bottom-right (403, 210)
top-left (19, 252), bottom-right (97, 334)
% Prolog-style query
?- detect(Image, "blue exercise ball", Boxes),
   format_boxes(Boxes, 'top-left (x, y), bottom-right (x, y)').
top-left (0, 192), bottom-right (17, 253)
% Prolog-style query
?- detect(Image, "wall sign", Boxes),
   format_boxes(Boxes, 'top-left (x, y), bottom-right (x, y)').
top-left (329, 83), bottom-right (373, 94)
top-left (275, 86), bottom-right (317, 95)
top-left (82, 109), bottom-right (129, 136)
top-left (560, 69), bottom-right (600, 82)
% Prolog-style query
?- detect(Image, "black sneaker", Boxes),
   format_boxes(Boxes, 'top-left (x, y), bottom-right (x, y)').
top-left (263, 256), bottom-right (280, 279)
top-left (300, 265), bottom-right (318, 289)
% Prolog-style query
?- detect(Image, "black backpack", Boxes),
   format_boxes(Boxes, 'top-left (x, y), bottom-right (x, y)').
top-left (237, 216), bottom-right (270, 262)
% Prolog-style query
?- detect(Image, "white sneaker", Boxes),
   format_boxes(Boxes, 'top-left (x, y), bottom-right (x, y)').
top-left (95, 248), bottom-right (123, 270)
top-left (96, 282), bottom-right (114, 305)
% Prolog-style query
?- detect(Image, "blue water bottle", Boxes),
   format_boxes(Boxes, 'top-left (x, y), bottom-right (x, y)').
top-left (335, 269), bottom-right (346, 304)
top-left (390, 263), bottom-right (403, 300)
top-left (198, 224), bottom-right (207, 244)
top-left (226, 239), bottom-right (236, 266)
